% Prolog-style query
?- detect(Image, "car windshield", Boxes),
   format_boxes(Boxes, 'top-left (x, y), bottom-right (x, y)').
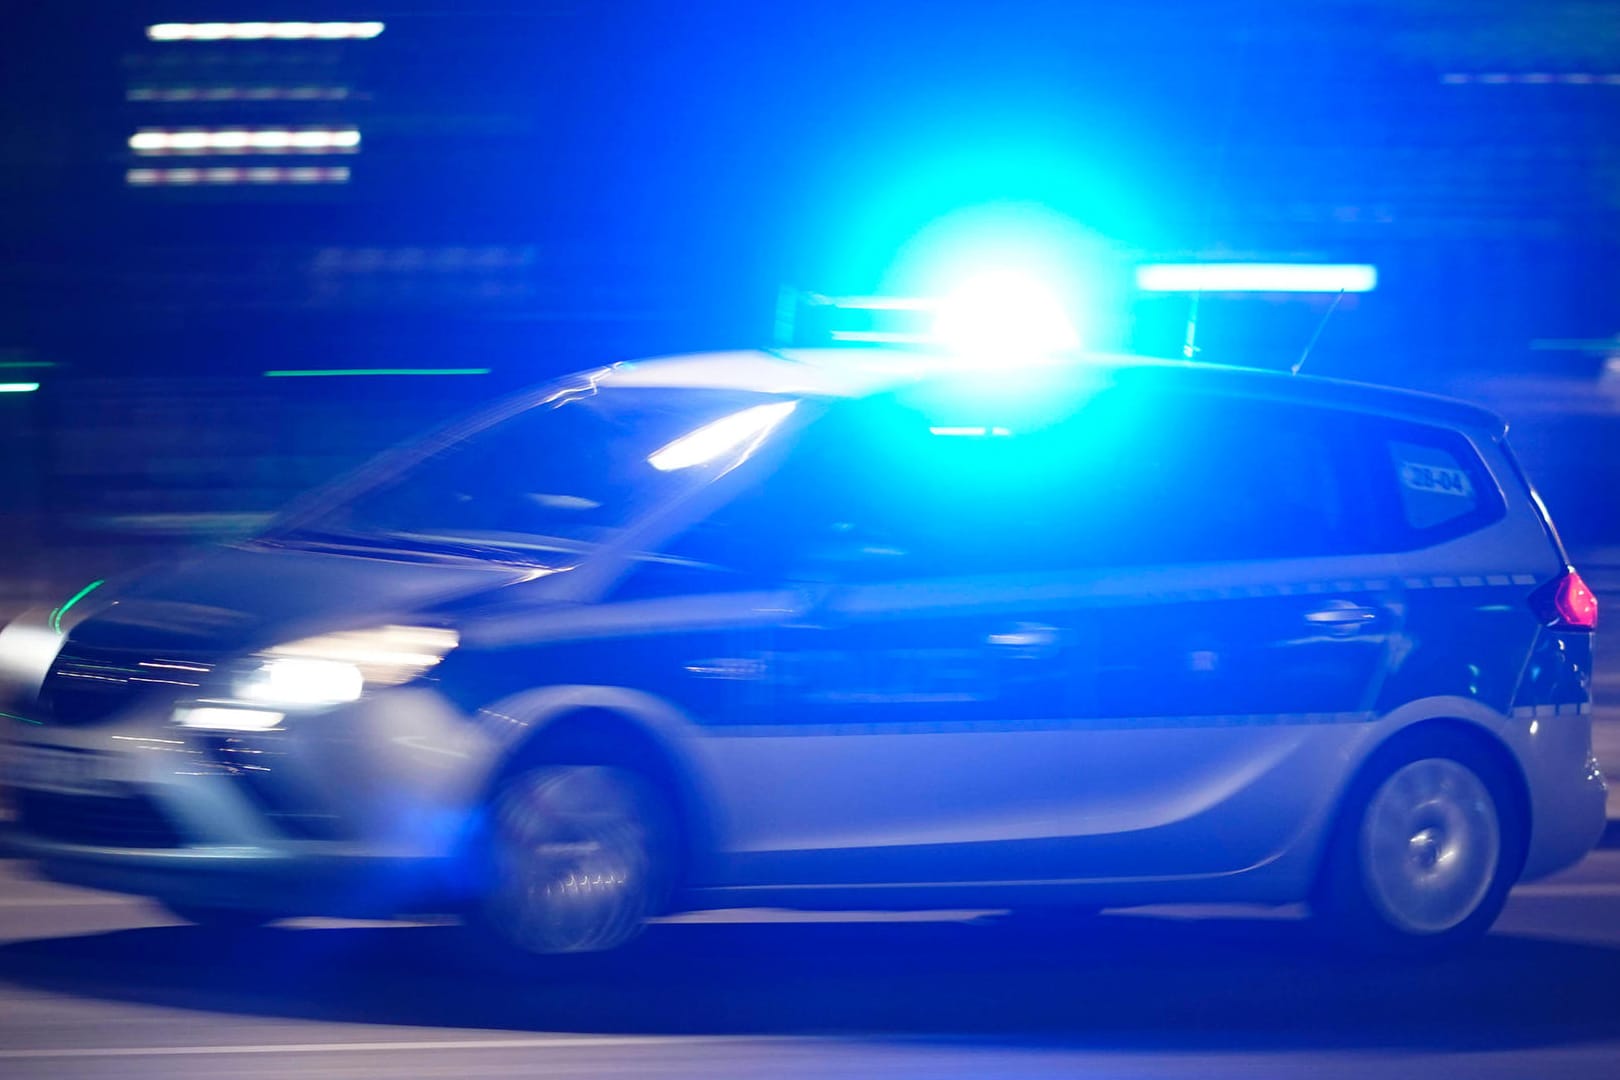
top-left (272, 386), bottom-right (797, 563)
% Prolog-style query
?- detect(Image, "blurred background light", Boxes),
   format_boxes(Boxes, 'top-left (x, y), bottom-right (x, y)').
top-left (126, 167), bottom-right (352, 186)
top-left (146, 22), bottom-right (385, 41)
top-left (129, 129), bottom-right (362, 155)
top-left (128, 87), bottom-right (353, 102)
top-left (1136, 263), bottom-right (1378, 293)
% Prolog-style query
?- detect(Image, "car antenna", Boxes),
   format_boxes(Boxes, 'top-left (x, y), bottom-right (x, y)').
top-left (1181, 290), bottom-right (1201, 359)
top-left (1291, 288), bottom-right (1346, 375)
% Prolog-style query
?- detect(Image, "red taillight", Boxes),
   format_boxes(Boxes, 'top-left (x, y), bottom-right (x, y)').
top-left (1543, 569), bottom-right (1599, 630)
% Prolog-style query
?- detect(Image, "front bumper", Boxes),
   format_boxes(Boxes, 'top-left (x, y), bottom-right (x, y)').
top-left (3, 686), bottom-right (501, 917)
top-left (14, 834), bottom-right (464, 918)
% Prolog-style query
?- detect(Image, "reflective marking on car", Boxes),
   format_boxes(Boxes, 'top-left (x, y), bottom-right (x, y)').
top-left (704, 710), bottom-right (1377, 738)
top-left (469, 570), bottom-right (1548, 648)
top-left (1510, 703), bottom-right (1592, 718)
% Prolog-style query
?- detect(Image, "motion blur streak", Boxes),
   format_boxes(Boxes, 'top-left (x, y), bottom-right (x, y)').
top-left (129, 129), bottom-right (362, 154)
top-left (146, 22), bottom-right (385, 41)
top-left (127, 87), bottom-right (353, 102)
top-left (126, 168), bottom-right (352, 186)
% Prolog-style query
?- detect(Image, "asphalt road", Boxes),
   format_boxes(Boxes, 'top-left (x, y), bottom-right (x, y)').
top-left (0, 850), bottom-right (1618, 1080)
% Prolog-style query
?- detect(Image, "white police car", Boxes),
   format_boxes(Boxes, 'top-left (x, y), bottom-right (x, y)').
top-left (0, 345), bottom-right (1605, 956)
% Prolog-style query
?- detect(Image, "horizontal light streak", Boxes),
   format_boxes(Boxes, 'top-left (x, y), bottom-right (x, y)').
top-left (127, 166), bottom-right (350, 186)
top-left (130, 128), bottom-right (360, 154)
top-left (147, 22), bottom-right (384, 41)
top-left (1442, 72), bottom-right (1620, 85)
top-left (0, 383), bottom-right (41, 393)
top-left (262, 368), bottom-right (492, 377)
top-left (128, 86), bottom-right (352, 102)
top-left (1136, 263), bottom-right (1378, 294)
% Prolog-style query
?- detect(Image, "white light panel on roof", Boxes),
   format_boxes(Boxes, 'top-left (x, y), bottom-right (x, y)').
top-left (1136, 263), bottom-right (1378, 293)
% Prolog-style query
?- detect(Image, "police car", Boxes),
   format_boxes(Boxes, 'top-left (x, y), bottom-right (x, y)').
top-left (0, 344), bottom-right (1605, 957)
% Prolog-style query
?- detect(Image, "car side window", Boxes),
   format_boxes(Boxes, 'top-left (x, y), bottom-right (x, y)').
top-left (1368, 422), bottom-right (1504, 548)
top-left (629, 389), bottom-right (1496, 598)
top-left (1052, 392), bottom-right (1371, 566)
top-left (651, 409), bottom-right (916, 586)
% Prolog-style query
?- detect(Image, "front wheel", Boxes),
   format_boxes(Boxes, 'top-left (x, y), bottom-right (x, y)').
top-left (472, 764), bottom-right (674, 956)
top-left (1316, 733), bottom-right (1522, 956)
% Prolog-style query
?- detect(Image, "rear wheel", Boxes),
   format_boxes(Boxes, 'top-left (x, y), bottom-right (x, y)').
top-left (1316, 733), bottom-right (1521, 955)
top-left (473, 764), bottom-right (673, 956)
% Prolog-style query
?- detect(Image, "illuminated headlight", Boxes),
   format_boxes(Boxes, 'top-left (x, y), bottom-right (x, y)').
top-left (229, 625), bottom-right (459, 710)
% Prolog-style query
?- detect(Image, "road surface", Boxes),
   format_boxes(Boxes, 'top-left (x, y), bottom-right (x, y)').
top-left (0, 849), bottom-right (1618, 1079)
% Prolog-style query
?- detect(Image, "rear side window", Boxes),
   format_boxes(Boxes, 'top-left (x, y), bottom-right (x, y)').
top-left (1368, 422), bottom-right (1504, 548)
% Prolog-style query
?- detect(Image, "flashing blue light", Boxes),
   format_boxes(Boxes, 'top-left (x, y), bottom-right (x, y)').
top-left (0, 382), bottom-right (40, 393)
top-left (930, 270), bottom-right (1080, 359)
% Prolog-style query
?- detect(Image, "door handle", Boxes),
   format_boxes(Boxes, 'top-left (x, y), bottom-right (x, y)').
top-left (1304, 600), bottom-right (1379, 634)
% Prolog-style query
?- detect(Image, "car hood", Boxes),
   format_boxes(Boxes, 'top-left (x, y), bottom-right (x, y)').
top-left (62, 543), bottom-right (554, 659)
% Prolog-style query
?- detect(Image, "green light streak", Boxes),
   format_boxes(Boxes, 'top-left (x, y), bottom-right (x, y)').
top-left (50, 579), bottom-right (105, 634)
top-left (0, 382), bottom-right (40, 393)
top-left (1, 710), bottom-right (41, 725)
top-left (262, 368), bottom-right (491, 378)
top-left (0, 361), bottom-right (53, 369)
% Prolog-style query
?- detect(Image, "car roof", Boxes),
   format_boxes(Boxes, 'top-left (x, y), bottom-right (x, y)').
top-left (600, 347), bottom-right (1506, 433)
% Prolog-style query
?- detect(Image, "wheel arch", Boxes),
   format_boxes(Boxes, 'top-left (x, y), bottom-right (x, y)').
top-left (1309, 714), bottom-right (1533, 902)
top-left (472, 690), bottom-right (718, 901)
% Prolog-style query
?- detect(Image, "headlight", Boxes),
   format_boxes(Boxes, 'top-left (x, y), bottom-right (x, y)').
top-left (229, 625), bottom-right (459, 710)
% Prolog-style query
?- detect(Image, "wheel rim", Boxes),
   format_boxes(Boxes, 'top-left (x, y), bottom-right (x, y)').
top-left (1358, 757), bottom-right (1501, 935)
top-left (485, 766), bottom-right (658, 954)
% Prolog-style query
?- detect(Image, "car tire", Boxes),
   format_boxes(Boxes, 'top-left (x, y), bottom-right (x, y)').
top-left (1315, 731), bottom-right (1523, 957)
top-left (160, 902), bottom-right (281, 930)
top-left (471, 763), bottom-right (675, 957)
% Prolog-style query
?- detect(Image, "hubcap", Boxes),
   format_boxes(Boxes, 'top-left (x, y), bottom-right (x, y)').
top-left (1359, 757), bottom-right (1501, 935)
top-left (485, 766), bottom-right (658, 954)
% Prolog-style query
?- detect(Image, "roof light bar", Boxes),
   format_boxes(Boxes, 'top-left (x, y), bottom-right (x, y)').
top-left (147, 22), bottom-right (385, 41)
top-left (130, 128), bottom-right (361, 155)
top-left (1136, 263), bottom-right (1378, 294)
top-left (127, 166), bottom-right (351, 186)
